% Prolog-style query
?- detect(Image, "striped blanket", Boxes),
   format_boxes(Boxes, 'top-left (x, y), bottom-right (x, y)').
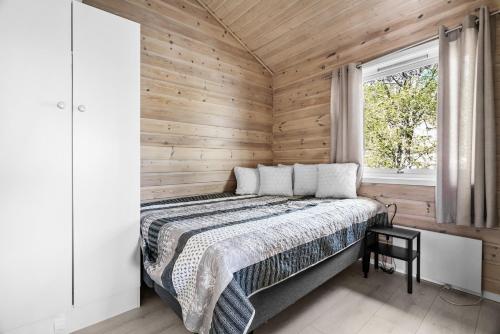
top-left (140, 193), bottom-right (387, 334)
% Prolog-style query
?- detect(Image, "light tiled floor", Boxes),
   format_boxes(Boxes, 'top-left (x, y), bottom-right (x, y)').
top-left (75, 262), bottom-right (500, 334)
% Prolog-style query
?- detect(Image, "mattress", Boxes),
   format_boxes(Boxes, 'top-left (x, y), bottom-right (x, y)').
top-left (140, 193), bottom-right (387, 334)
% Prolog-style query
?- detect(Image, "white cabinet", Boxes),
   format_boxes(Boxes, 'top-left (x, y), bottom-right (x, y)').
top-left (0, 1), bottom-right (140, 333)
top-left (72, 1), bottom-right (140, 307)
top-left (0, 0), bottom-right (73, 331)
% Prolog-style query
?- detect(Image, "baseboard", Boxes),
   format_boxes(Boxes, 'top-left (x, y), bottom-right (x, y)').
top-left (67, 287), bottom-right (140, 332)
top-left (482, 291), bottom-right (500, 303)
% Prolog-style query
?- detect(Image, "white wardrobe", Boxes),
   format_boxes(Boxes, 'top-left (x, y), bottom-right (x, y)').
top-left (0, 1), bottom-right (140, 333)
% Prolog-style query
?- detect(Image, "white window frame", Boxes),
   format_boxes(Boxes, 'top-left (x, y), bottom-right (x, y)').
top-left (362, 167), bottom-right (436, 186)
top-left (362, 40), bottom-right (438, 186)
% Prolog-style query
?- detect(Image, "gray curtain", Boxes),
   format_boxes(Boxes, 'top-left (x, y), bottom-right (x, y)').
top-left (330, 63), bottom-right (363, 186)
top-left (437, 7), bottom-right (497, 228)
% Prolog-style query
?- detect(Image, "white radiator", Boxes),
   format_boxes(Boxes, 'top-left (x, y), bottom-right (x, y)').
top-left (390, 227), bottom-right (482, 295)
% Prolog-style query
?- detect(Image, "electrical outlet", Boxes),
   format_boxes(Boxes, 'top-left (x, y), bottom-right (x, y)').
top-left (53, 315), bottom-right (67, 334)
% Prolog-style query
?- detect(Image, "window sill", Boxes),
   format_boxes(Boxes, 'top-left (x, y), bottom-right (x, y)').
top-left (362, 175), bottom-right (436, 186)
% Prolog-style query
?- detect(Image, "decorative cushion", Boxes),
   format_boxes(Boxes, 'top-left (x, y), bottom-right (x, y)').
top-left (258, 165), bottom-right (293, 196)
top-left (293, 164), bottom-right (318, 196)
top-left (234, 167), bottom-right (259, 195)
top-left (315, 163), bottom-right (358, 199)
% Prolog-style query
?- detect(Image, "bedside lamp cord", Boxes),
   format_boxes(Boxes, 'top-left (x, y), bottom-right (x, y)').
top-left (439, 284), bottom-right (483, 306)
top-left (385, 203), bottom-right (397, 227)
top-left (379, 203), bottom-right (398, 273)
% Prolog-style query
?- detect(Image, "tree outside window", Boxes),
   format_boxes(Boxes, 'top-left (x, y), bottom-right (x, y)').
top-left (363, 64), bottom-right (438, 173)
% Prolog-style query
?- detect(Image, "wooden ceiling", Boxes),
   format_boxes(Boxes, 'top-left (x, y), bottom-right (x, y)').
top-left (201, 0), bottom-right (500, 73)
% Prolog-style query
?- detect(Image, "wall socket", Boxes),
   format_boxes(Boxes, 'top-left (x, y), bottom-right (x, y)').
top-left (53, 315), bottom-right (67, 334)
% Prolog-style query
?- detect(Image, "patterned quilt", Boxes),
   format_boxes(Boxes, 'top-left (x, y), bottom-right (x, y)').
top-left (140, 193), bottom-right (387, 334)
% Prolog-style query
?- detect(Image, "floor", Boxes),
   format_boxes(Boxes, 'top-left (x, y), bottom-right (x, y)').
top-left (75, 262), bottom-right (500, 334)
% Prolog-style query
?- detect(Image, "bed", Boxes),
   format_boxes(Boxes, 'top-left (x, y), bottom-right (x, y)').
top-left (140, 193), bottom-right (387, 334)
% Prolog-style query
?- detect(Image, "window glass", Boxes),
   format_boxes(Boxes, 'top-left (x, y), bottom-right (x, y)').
top-left (363, 41), bottom-right (438, 176)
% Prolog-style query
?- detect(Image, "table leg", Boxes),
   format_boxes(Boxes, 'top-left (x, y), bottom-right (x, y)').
top-left (363, 233), bottom-right (370, 278)
top-left (417, 234), bottom-right (421, 283)
top-left (407, 239), bottom-right (412, 294)
top-left (363, 250), bottom-right (370, 278)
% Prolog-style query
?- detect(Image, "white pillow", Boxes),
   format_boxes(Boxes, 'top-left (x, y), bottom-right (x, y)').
top-left (293, 164), bottom-right (318, 196)
top-left (258, 165), bottom-right (293, 196)
top-left (315, 163), bottom-right (358, 199)
top-left (234, 167), bottom-right (259, 195)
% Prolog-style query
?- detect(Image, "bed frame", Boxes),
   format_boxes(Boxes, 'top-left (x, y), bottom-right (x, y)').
top-left (142, 234), bottom-right (374, 333)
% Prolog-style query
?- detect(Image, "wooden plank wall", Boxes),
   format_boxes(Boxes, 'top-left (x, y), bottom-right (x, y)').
top-left (273, 14), bottom-right (500, 295)
top-left (84, 0), bottom-right (499, 294)
top-left (83, 0), bottom-right (273, 201)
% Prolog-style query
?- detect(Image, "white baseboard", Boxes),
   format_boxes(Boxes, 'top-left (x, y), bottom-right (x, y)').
top-left (482, 291), bottom-right (500, 303)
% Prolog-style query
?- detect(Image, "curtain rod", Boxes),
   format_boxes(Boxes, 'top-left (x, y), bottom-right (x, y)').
top-left (444, 8), bottom-right (500, 35)
top-left (356, 9), bottom-right (500, 69)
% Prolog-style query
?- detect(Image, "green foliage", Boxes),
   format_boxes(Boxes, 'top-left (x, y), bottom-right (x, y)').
top-left (364, 64), bottom-right (438, 171)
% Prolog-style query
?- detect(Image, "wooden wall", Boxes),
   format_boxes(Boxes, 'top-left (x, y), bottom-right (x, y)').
top-left (273, 13), bottom-right (500, 294)
top-left (84, 0), bottom-right (273, 201)
top-left (84, 0), bottom-right (499, 294)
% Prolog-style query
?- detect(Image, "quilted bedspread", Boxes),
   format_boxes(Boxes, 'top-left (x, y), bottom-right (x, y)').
top-left (140, 193), bottom-right (387, 334)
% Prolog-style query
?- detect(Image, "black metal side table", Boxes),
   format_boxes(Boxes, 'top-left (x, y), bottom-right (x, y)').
top-left (362, 226), bottom-right (420, 293)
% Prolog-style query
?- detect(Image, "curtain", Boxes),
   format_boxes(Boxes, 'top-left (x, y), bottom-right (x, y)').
top-left (330, 63), bottom-right (363, 186)
top-left (437, 7), bottom-right (497, 228)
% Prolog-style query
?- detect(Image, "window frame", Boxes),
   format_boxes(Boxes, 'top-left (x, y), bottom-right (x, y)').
top-left (362, 167), bottom-right (436, 186)
top-left (361, 40), bottom-right (438, 186)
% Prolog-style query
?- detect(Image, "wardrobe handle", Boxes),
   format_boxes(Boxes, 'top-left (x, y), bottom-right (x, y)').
top-left (77, 105), bottom-right (86, 113)
top-left (56, 101), bottom-right (66, 110)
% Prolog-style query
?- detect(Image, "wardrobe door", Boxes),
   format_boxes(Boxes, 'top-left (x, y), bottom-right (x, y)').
top-left (72, 2), bottom-right (140, 306)
top-left (0, 0), bottom-right (72, 331)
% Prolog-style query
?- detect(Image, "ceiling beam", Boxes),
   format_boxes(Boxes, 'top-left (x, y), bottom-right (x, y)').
top-left (195, 0), bottom-right (274, 76)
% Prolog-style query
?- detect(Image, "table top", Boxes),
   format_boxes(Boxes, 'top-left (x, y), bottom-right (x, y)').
top-left (368, 226), bottom-right (420, 240)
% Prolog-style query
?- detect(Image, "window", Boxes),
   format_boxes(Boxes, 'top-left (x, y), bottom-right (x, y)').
top-left (362, 41), bottom-right (438, 186)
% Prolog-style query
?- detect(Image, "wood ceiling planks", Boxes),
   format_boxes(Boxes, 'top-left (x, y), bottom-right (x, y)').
top-left (203, 0), bottom-right (500, 72)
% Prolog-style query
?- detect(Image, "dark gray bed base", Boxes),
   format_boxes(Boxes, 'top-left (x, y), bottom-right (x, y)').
top-left (142, 237), bottom-right (369, 333)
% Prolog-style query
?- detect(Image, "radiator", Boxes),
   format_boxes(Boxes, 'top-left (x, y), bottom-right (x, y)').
top-left (389, 226), bottom-right (482, 295)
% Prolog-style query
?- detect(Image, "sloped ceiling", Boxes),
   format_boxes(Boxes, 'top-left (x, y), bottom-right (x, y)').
top-left (201, 0), bottom-right (500, 73)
